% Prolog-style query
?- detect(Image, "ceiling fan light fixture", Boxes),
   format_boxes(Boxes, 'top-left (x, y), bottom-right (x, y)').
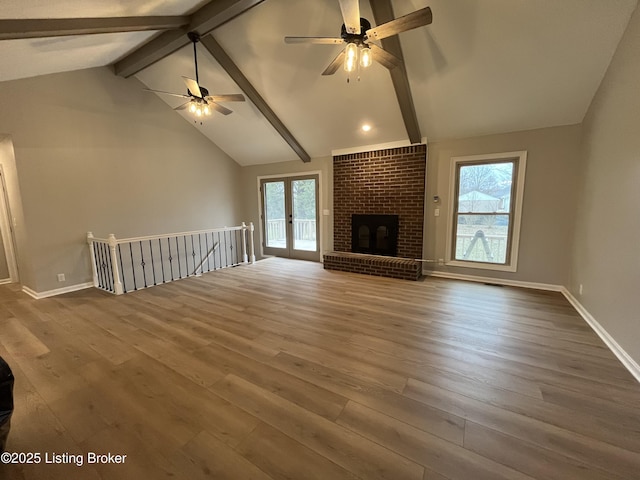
top-left (360, 45), bottom-right (372, 68)
top-left (189, 102), bottom-right (197, 113)
top-left (344, 42), bottom-right (359, 72)
top-left (203, 104), bottom-right (211, 116)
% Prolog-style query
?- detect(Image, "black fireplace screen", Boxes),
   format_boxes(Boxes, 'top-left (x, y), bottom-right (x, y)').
top-left (351, 214), bottom-right (399, 256)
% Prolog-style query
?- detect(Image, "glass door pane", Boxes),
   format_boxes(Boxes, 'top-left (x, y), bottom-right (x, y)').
top-left (264, 181), bottom-right (286, 249)
top-left (291, 178), bottom-right (317, 252)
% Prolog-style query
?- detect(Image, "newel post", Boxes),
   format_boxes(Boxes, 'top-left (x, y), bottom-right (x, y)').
top-left (241, 222), bottom-right (249, 264)
top-left (108, 234), bottom-right (124, 295)
top-left (87, 232), bottom-right (99, 288)
top-left (249, 222), bottom-right (256, 264)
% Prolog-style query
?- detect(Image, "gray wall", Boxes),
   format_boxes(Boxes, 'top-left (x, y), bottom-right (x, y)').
top-left (240, 156), bottom-right (333, 260)
top-left (240, 124), bottom-right (582, 291)
top-left (570, 6), bottom-right (640, 361)
top-left (424, 125), bottom-right (582, 286)
top-left (0, 67), bottom-right (243, 293)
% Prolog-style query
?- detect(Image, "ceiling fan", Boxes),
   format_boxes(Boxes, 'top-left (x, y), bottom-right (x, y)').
top-left (144, 32), bottom-right (245, 118)
top-left (285, 0), bottom-right (432, 78)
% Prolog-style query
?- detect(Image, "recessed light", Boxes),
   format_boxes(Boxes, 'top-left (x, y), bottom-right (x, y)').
top-left (361, 124), bottom-right (372, 132)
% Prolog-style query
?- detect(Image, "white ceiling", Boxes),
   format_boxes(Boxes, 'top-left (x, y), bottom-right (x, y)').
top-left (1, 0), bottom-right (638, 165)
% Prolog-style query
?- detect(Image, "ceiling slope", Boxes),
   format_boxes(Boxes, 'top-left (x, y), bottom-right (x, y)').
top-left (201, 34), bottom-right (311, 162)
top-left (1, 0), bottom-right (638, 165)
top-left (114, 0), bottom-right (265, 78)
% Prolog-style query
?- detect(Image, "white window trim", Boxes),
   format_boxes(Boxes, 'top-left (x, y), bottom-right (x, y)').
top-left (445, 150), bottom-right (527, 272)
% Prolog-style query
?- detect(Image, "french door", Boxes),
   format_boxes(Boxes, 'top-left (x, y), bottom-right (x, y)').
top-left (261, 174), bottom-right (320, 261)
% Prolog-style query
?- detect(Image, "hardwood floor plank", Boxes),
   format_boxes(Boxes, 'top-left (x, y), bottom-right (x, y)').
top-left (120, 311), bottom-right (211, 351)
top-left (257, 331), bottom-right (409, 393)
top-left (236, 422), bottom-right (359, 480)
top-left (0, 316), bottom-right (50, 359)
top-left (403, 377), bottom-right (640, 478)
top-left (79, 421), bottom-right (183, 480)
top-left (52, 311), bottom-right (138, 366)
top-left (211, 373), bottom-right (425, 480)
top-left (168, 430), bottom-right (274, 480)
top-left (337, 400), bottom-right (535, 480)
top-left (539, 382), bottom-right (640, 429)
top-left (196, 343), bottom-right (348, 421)
top-left (271, 352), bottom-right (466, 445)
top-left (464, 421), bottom-right (625, 480)
top-left (80, 355), bottom-right (260, 449)
top-left (124, 328), bottom-right (226, 388)
top-left (405, 375), bottom-right (640, 453)
top-left (340, 332), bottom-right (544, 399)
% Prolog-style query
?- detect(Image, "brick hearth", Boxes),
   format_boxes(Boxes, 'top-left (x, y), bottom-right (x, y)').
top-left (324, 252), bottom-right (422, 281)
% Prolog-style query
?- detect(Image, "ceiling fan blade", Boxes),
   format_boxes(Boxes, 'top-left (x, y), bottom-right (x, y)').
top-left (174, 101), bottom-right (192, 111)
top-left (339, 0), bottom-right (361, 34)
top-left (322, 50), bottom-right (346, 76)
top-left (285, 36), bottom-right (344, 45)
top-left (369, 44), bottom-right (402, 70)
top-left (366, 6), bottom-right (432, 41)
top-left (143, 88), bottom-right (190, 99)
top-left (210, 102), bottom-right (233, 116)
top-left (182, 76), bottom-right (202, 98)
top-left (206, 94), bottom-right (245, 103)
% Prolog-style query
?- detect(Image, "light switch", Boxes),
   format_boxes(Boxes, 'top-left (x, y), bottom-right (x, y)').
top-left (323, 209), bottom-right (331, 216)
top-left (434, 208), bottom-right (440, 217)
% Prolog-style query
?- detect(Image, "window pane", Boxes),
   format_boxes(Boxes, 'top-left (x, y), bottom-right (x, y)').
top-left (264, 181), bottom-right (286, 248)
top-left (455, 215), bottom-right (510, 264)
top-left (292, 179), bottom-right (317, 251)
top-left (458, 162), bottom-right (513, 213)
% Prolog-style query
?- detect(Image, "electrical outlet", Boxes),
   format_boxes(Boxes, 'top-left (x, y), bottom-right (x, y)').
top-left (579, 284), bottom-right (583, 295)
top-left (57, 273), bottom-right (65, 282)
top-left (438, 258), bottom-right (444, 265)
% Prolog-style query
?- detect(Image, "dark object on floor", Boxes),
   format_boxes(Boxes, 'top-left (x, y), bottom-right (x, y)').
top-left (0, 355), bottom-right (14, 453)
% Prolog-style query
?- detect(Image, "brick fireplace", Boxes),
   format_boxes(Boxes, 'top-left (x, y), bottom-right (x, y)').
top-left (325, 144), bottom-right (426, 280)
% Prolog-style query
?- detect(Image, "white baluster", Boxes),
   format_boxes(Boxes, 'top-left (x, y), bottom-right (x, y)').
top-left (249, 222), bottom-right (256, 264)
top-left (241, 222), bottom-right (249, 264)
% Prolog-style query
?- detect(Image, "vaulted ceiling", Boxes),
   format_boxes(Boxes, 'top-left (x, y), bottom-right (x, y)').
top-left (0, 0), bottom-right (637, 165)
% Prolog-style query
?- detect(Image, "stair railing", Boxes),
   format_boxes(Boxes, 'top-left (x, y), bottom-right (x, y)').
top-left (87, 222), bottom-right (255, 295)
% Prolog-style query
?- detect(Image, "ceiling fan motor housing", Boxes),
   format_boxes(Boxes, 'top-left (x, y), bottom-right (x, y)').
top-left (188, 86), bottom-right (209, 98)
top-left (341, 17), bottom-right (372, 45)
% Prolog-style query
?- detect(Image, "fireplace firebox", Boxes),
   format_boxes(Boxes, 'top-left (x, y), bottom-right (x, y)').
top-left (351, 214), bottom-right (399, 256)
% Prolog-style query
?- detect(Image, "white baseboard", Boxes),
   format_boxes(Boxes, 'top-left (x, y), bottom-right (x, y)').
top-left (561, 287), bottom-right (640, 383)
top-left (0, 278), bottom-right (12, 285)
top-left (427, 271), bottom-right (563, 292)
top-left (22, 282), bottom-right (94, 300)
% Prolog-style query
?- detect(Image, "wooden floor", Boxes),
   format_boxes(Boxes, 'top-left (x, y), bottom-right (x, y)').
top-left (1, 257), bottom-right (639, 480)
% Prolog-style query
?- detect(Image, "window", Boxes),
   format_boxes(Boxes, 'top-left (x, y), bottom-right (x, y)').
top-left (446, 151), bottom-right (527, 272)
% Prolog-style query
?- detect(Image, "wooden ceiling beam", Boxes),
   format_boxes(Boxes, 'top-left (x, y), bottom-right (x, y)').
top-left (0, 17), bottom-right (189, 40)
top-left (114, 0), bottom-right (265, 78)
top-left (200, 34), bottom-right (311, 163)
top-left (369, 0), bottom-right (422, 144)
